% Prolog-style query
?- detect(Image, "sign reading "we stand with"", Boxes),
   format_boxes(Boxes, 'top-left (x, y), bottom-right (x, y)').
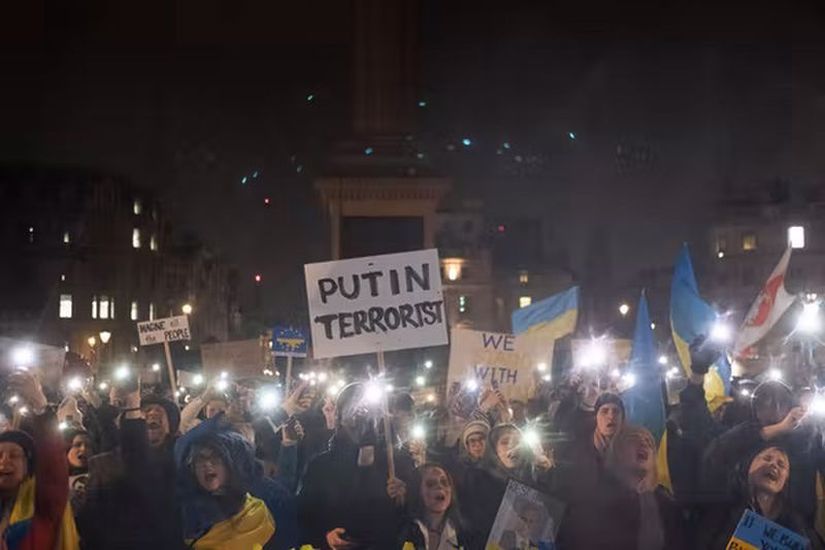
top-left (304, 249), bottom-right (448, 359)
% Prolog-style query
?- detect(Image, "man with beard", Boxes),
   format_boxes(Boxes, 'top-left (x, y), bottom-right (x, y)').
top-left (78, 387), bottom-right (182, 548)
top-left (298, 382), bottom-right (415, 550)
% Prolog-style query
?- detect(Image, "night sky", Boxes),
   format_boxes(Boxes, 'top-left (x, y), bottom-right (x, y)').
top-left (2, 1), bottom-right (824, 322)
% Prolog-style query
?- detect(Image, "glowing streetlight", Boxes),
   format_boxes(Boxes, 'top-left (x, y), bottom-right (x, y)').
top-left (99, 330), bottom-right (112, 344)
top-left (87, 336), bottom-right (97, 348)
top-left (181, 303), bottom-right (193, 315)
top-left (618, 303), bottom-right (630, 317)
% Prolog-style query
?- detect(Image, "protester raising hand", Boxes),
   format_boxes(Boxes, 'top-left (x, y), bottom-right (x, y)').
top-left (8, 370), bottom-right (48, 414)
top-left (322, 396), bottom-right (336, 430)
top-left (282, 380), bottom-right (312, 418)
top-left (326, 527), bottom-right (356, 550)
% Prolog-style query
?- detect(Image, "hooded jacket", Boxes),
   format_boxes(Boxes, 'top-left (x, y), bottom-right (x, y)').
top-left (174, 416), bottom-right (275, 549)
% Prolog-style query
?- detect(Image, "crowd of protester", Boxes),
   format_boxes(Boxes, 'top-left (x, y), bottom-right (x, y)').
top-left (1, 336), bottom-right (825, 549)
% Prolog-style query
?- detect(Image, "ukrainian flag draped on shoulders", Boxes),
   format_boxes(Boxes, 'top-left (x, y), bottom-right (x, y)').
top-left (6, 477), bottom-right (80, 550)
top-left (512, 286), bottom-right (579, 337)
top-left (670, 244), bottom-right (731, 409)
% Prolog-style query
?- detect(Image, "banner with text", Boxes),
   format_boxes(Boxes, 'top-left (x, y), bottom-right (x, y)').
top-left (137, 316), bottom-right (191, 346)
top-left (448, 328), bottom-right (555, 401)
top-left (726, 509), bottom-right (808, 550)
top-left (305, 249), bottom-right (448, 358)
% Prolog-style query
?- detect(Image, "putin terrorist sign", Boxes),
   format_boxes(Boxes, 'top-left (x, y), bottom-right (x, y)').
top-left (304, 249), bottom-right (448, 358)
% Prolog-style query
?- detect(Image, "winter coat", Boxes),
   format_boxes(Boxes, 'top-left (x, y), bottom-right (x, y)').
top-left (556, 476), bottom-right (688, 550)
top-left (665, 383), bottom-right (726, 504)
top-left (396, 518), bottom-right (473, 550)
top-left (78, 419), bottom-right (182, 549)
top-left (297, 432), bottom-right (415, 550)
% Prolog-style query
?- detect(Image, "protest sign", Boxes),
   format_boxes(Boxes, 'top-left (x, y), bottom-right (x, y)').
top-left (272, 326), bottom-right (308, 358)
top-left (726, 509), bottom-right (809, 550)
top-left (136, 315), bottom-right (191, 346)
top-left (201, 339), bottom-right (267, 379)
top-left (447, 328), bottom-right (554, 401)
top-left (486, 479), bottom-right (564, 550)
top-left (304, 249), bottom-right (447, 359)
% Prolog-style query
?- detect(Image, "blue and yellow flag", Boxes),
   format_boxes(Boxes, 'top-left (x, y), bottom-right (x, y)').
top-left (511, 286), bottom-right (578, 338)
top-left (670, 244), bottom-right (731, 408)
top-left (622, 292), bottom-right (666, 443)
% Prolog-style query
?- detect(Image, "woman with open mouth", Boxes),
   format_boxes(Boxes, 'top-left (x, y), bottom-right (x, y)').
top-left (696, 444), bottom-right (823, 549)
top-left (397, 463), bottom-right (475, 550)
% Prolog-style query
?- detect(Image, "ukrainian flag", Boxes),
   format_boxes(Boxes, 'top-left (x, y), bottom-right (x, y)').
top-left (512, 286), bottom-right (579, 338)
top-left (670, 244), bottom-right (731, 408)
top-left (622, 292), bottom-right (666, 443)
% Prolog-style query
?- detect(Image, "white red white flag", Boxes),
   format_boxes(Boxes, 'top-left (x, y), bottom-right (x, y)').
top-left (734, 247), bottom-right (796, 356)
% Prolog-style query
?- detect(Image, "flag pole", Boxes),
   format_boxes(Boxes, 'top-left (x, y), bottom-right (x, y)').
top-left (163, 340), bottom-right (177, 393)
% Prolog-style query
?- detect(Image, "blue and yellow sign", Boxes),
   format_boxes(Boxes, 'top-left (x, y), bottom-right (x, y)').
top-left (727, 509), bottom-right (809, 550)
top-left (272, 326), bottom-right (308, 358)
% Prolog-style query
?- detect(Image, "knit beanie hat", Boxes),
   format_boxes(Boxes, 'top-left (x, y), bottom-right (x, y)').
top-left (461, 420), bottom-right (490, 450)
top-left (594, 392), bottom-right (625, 419)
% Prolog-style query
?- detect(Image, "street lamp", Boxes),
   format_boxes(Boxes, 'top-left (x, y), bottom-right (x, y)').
top-left (182, 303), bottom-right (193, 315)
top-left (87, 336), bottom-right (97, 348)
top-left (618, 303), bottom-right (630, 317)
top-left (99, 331), bottom-right (112, 344)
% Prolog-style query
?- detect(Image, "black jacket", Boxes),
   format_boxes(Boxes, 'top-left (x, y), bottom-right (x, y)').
top-left (79, 419), bottom-right (182, 549)
top-left (297, 433), bottom-right (415, 550)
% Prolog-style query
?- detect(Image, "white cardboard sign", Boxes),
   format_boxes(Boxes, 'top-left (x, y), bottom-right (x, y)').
top-left (305, 249), bottom-right (448, 358)
top-left (137, 315), bottom-right (191, 346)
top-left (447, 327), bottom-right (554, 401)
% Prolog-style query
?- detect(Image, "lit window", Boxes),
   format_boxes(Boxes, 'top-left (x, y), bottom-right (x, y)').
top-left (92, 295), bottom-right (115, 319)
top-left (59, 294), bottom-right (73, 319)
top-left (63, 231), bottom-right (71, 245)
top-left (519, 271), bottom-right (529, 285)
top-left (133, 200), bottom-right (142, 215)
top-left (789, 226), bottom-right (805, 249)
top-left (519, 296), bottom-right (532, 308)
top-left (742, 233), bottom-right (757, 251)
top-left (130, 301), bottom-right (139, 321)
top-left (132, 228), bottom-right (141, 249)
top-left (150, 234), bottom-right (158, 251)
top-left (149, 302), bottom-right (155, 321)
top-left (458, 295), bottom-right (469, 314)
top-left (445, 261), bottom-right (461, 281)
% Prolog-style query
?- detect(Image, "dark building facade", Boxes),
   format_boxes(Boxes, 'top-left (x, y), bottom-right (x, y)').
top-left (0, 165), bottom-right (237, 370)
